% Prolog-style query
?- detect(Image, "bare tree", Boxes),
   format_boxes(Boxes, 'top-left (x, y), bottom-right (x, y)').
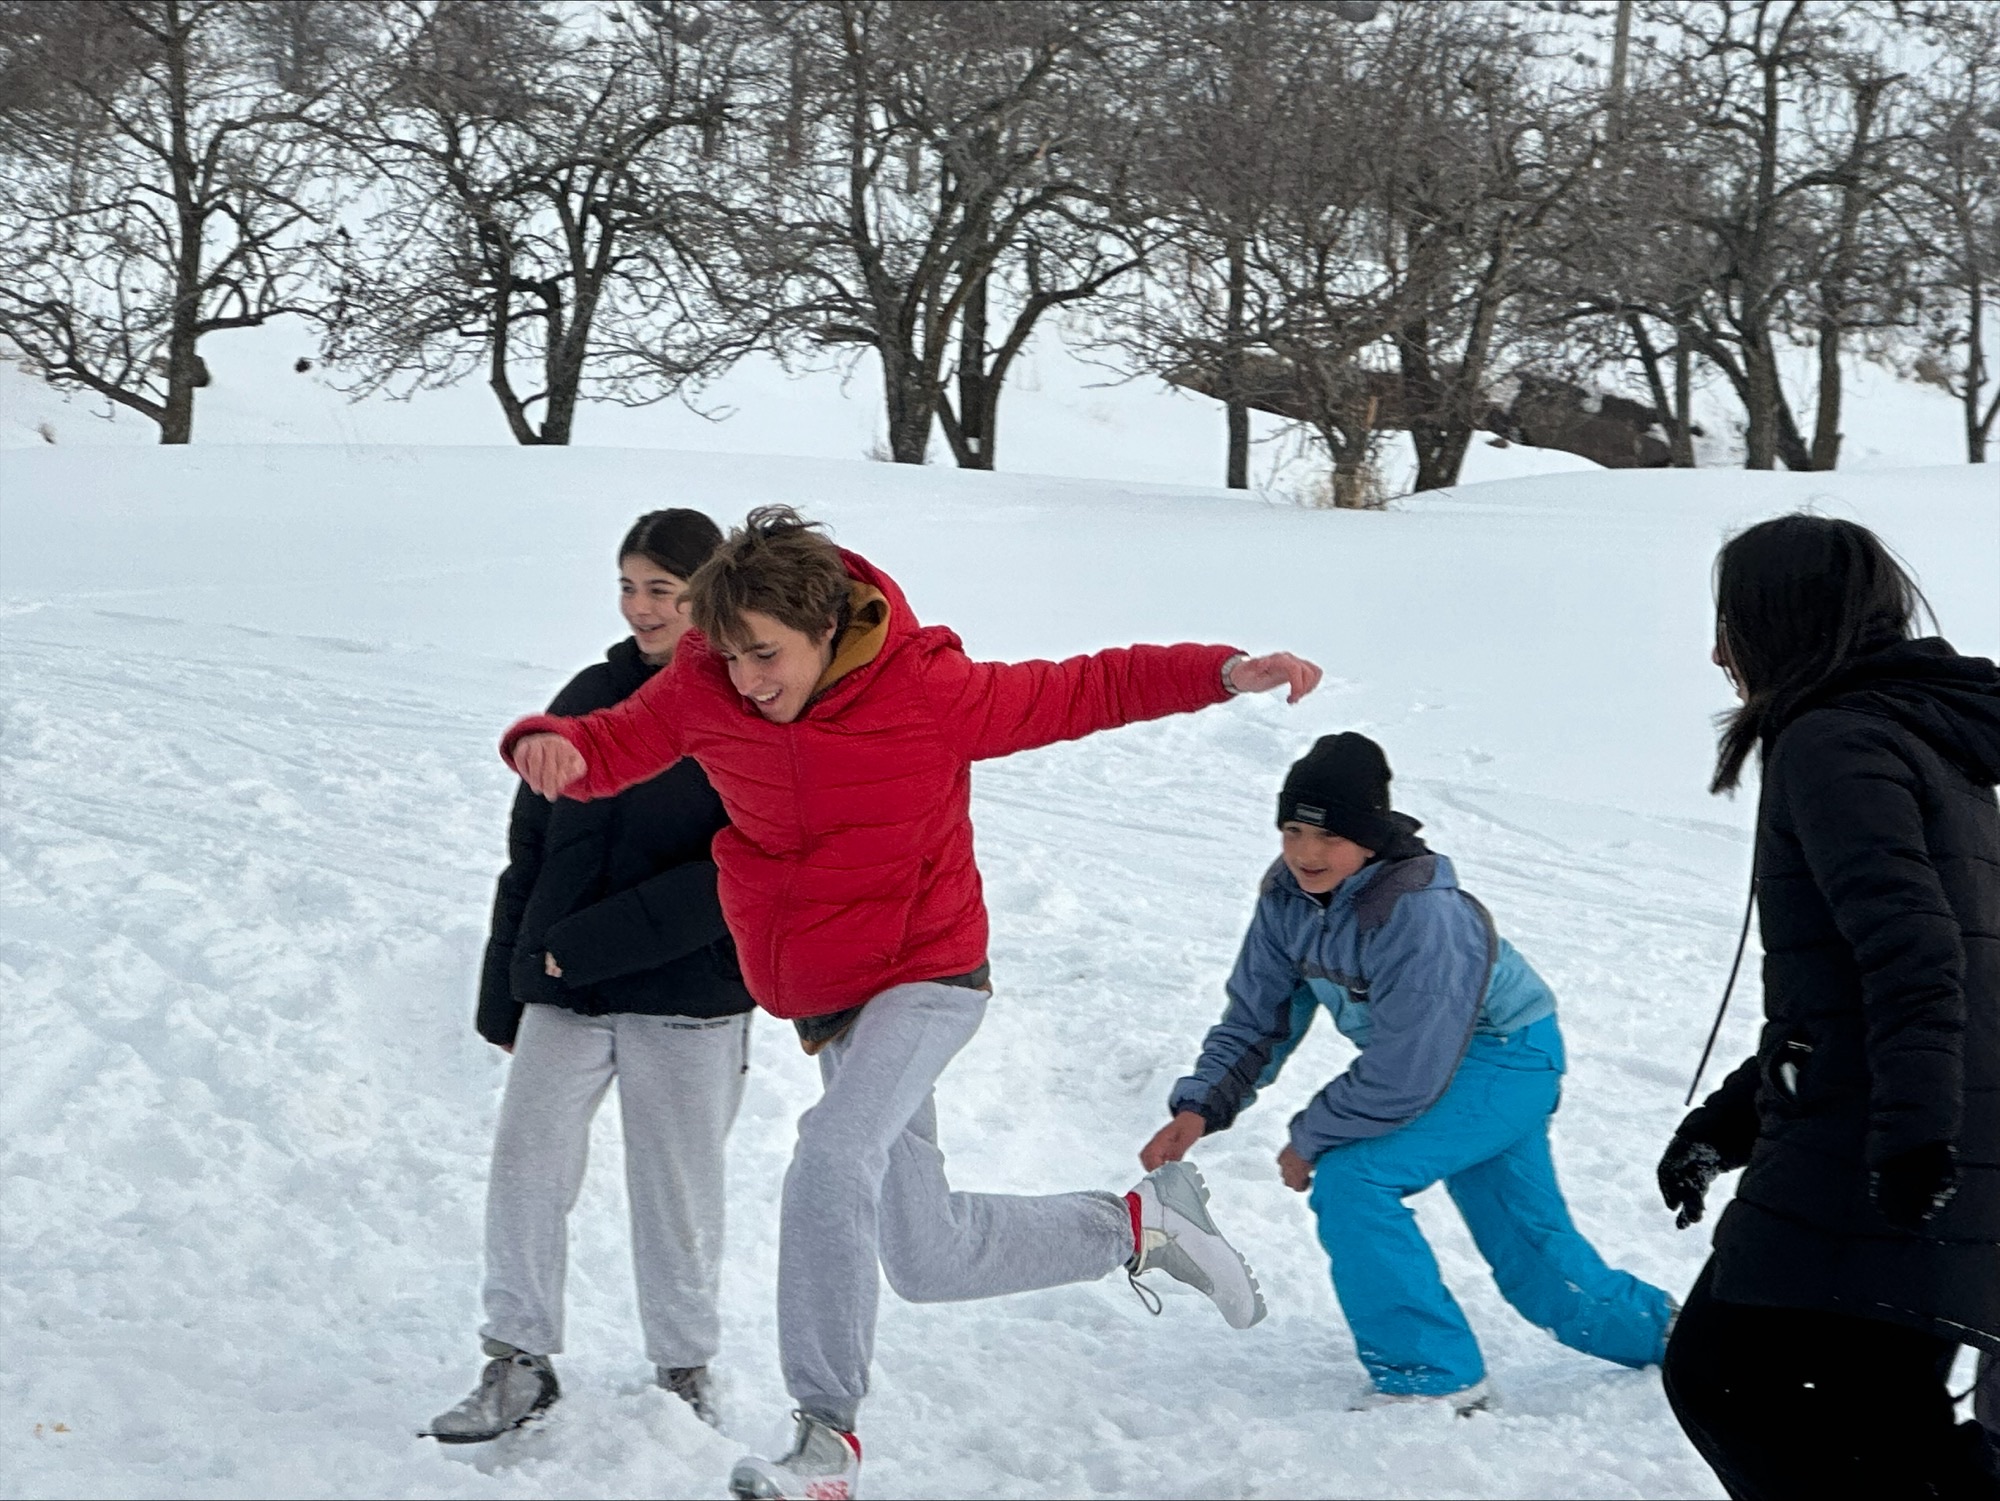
top-left (319, 0), bottom-right (766, 446)
top-left (1104, 1), bottom-right (1404, 502)
top-left (1600, 1), bottom-right (1914, 470)
top-left (1108, 2), bottom-right (1598, 499)
top-left (1889, 4), bottom-right (2000, 462)
top-left (744, 0), bottom-right (1142, 468)
top-left (0, 0), bottom-right (350, 442)
top-left (1369, 7), bottom-right (1600, 492)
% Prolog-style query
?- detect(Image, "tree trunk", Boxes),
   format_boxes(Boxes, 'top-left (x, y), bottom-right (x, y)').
top-left (1742, 328), bottom-right (1782, 469)
top-left (882, 345), bottom-right (933, 464)
top-left (539, 281), bottom-right (597, 447)
top-left (1809, 319), bottom-right (1842, 470)
top-left (1672, 330), bottom-right (1696, 467)
top-left (1967, 282), bottom-right (1992, 464)
top-left (161, 0), bottom-right (199, 445)
top-left (1225, 237), bottom-right (1249, 489)
top-left (952, 271), bottom-right (995, 470)
top-left (1396, 319), bottom-right (1452, 489)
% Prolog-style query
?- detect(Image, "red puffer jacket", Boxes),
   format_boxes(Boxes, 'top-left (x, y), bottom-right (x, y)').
top-left (502, 551), bottom-right (1240, 1018)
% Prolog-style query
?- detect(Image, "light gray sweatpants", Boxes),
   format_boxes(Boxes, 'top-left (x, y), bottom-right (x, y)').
top-left (778, 982), bottom-right (1132, 1430)
top-left (481, 1002), bottom-right (749, 1369)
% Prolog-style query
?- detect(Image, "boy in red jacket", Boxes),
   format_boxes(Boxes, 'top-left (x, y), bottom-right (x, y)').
top-left (505, 508), bottom-right (1319, 1500)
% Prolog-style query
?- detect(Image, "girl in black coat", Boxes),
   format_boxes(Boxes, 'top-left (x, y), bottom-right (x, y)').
top-left (1657, 515), bottom-right (2000, 1499)
top-left (426, 510), bottom-right (755, 1444)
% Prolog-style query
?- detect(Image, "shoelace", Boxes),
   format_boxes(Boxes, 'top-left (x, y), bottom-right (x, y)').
top-left (1126, 1267), bottom-right (1162, 1316)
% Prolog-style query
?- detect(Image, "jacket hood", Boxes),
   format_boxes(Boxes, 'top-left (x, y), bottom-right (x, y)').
top-left (1812, 637), bottom-right (2000, 787)
top-left (798, 549), bottom-right (918, 712)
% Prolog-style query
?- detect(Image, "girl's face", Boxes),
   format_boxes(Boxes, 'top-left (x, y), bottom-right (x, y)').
top-left (1281, 822), bottom-right (1374, 894)
top-left (619, 555), bottom-right (693, 665)
top-left (714, 609), bottom-right (837, 724)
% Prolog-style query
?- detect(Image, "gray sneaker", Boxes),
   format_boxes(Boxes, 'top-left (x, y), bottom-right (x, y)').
top-left (657, 1364), bottom-right (719, 1427)
top-left (1127, 1160), bottom-right (1267, 1329)
top-left (728, 1411), bottom-right (862, 1500)
top-left (421, 1343), bottom-right (559, 1444)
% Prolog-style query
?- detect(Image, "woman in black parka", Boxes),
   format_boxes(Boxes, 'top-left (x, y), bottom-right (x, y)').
top-left (1657, 515), bottom-right (2000, 1498)
top-left (425, 510), bottom-right (754, 1445)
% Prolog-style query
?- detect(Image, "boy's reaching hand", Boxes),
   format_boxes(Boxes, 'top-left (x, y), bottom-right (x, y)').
top-left (513, 732), bottom-right (586, 800)
top-left (1225, 651), bottom-right (1323, 704)
top-left (1140, 1111), bottom-right (1208, 1171)
top-left (1278, 1144), bottom-right (1313, 1193)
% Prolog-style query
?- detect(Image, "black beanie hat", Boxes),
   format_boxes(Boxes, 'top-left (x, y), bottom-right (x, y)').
top-left (620, 508), bottom-right (724, 581)
top-left (1277, 732), bottom-right (1412, 852)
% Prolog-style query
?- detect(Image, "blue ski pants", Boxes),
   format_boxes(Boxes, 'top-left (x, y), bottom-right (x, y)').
top-left (1308, 1015), bottom-right (1672, 1396)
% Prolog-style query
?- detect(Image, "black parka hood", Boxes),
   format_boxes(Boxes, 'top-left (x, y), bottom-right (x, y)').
top-left (1801, 637), bottom-right (2000, 787)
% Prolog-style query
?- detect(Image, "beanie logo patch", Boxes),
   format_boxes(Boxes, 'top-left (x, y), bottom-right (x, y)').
top-left (1294, 803), bottom-right (1327, 827)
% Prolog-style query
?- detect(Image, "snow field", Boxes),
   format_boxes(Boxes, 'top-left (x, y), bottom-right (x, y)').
top-left (1, 445), bottom-right (1994, 1498)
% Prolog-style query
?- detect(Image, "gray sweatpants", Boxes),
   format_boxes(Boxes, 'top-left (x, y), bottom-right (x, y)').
top-left (778, 982), bottom-right (1132, 1430)
top-left (481, 1003), bottom-right (748, 1369)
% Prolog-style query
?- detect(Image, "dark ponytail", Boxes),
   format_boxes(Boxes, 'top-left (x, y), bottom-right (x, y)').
top-left (1710, 514), bottom-right (1929, 794)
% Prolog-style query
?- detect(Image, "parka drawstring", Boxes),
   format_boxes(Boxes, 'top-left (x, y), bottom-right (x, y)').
top-left (1686, 876), bottom-right (1759, 1107)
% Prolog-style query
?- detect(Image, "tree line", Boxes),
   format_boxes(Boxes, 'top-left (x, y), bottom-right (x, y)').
top-left (1, 0), bottom-right (1995, 495)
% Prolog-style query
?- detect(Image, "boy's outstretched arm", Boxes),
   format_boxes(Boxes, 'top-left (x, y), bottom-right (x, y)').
top-left (1142, 888), bottom-right (1313, 1168)
top-left (925, 639), bottom-right (1320, 763)
top-left (500, 663), bottom-right (688, 802)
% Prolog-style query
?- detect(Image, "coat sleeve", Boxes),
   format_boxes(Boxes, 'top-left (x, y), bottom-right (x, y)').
top-left (1773, 712), bottom-right (1967, 1165)
top-left (919, 637), bottom-right (1240, 762)
top-left (500, 658), bottom-right (689, 801)
top-left (1288, 889), bottom-right (1489, 1161)
top-left (475, 772), bottom-right (552, 1046)
top-left (1676, 1054), bottom-right (1762, 1167)
top-left (1169, 886), bottom-right (1315, 1132)
top-left (541, 860), bottom-right (730, 989)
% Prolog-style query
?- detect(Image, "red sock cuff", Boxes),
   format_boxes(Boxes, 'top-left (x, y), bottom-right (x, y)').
top-left (1125, 1189), bottom-right (1144, 1259)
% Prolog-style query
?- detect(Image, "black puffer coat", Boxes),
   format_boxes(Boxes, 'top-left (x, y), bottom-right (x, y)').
top-left (475, 638), bottom-right (752, 1047)
top-left (1681, 638), bottom-right (2000, 1349)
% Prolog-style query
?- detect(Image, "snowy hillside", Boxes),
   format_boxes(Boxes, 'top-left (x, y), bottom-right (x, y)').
top-left (2, 445), bottom-right (1995, 1499)
top-left (2, 314), bottom-right (1979, 487)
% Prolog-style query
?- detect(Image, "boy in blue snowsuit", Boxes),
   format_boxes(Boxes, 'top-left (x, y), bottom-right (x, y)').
top-left (1142, 733), bottom-right (1673, 1403)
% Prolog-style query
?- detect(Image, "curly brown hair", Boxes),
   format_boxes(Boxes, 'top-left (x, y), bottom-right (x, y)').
top-left (687, 506), bottom-right (852, 649)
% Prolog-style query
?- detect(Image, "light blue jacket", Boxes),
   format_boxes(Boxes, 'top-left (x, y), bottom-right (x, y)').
top-left (1169, 848), bottom-right (1559, 1160)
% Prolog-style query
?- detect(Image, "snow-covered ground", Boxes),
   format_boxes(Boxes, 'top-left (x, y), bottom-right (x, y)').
top-left (2, 443), bottom-right (1995, 1500)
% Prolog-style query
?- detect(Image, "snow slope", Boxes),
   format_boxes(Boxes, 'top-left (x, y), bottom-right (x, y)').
top-left (2, 312), bottom-right (1978, 487)
top-left (1, 445), bottom-right (1995, 1499)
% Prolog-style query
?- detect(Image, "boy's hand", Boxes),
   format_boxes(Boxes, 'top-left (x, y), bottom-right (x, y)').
top-left (1226, 651), bottom-right (1323, 704)
top-left (513, 732), bottom-right (586, 800)
top-left (1277, 1144), bottom-right (1313, 1192)
top-left (1140, 1111), bottom-right (1207, 1171)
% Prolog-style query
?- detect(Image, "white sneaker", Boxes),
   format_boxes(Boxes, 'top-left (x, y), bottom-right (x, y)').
top-left (1350, 1378), bottom-right (1492, 1417)
top-left (1126, 1160), bottom-right (1267, 1329)
top-left (728, 1411), bottom-right (862, 1500)
top-left (420, 1343), bottom-right (559, 1443)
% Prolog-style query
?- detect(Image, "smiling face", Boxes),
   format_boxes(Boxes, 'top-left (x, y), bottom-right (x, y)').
top-left (714, 609), bottom-right (838, 724)
top-left (1280, 822), bottom-right (1374, 895)
top-left (620, 555), bottom-right (694, 665)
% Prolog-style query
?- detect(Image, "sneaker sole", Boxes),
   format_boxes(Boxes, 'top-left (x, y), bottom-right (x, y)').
top-left (420, 1384), bottom-right (559, 1444)
top-left (1156, 1161), bottom-right (1268, 1330)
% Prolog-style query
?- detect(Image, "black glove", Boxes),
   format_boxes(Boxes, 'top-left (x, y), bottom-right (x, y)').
top-left (1657, 1134), bottom-right (1727, 1229)
top-left (1870, 1141), bottom-right (1958, 1230)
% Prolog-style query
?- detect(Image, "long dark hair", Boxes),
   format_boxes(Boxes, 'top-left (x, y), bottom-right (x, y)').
top-left (1710, 514), bottom-right (1930, 793)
